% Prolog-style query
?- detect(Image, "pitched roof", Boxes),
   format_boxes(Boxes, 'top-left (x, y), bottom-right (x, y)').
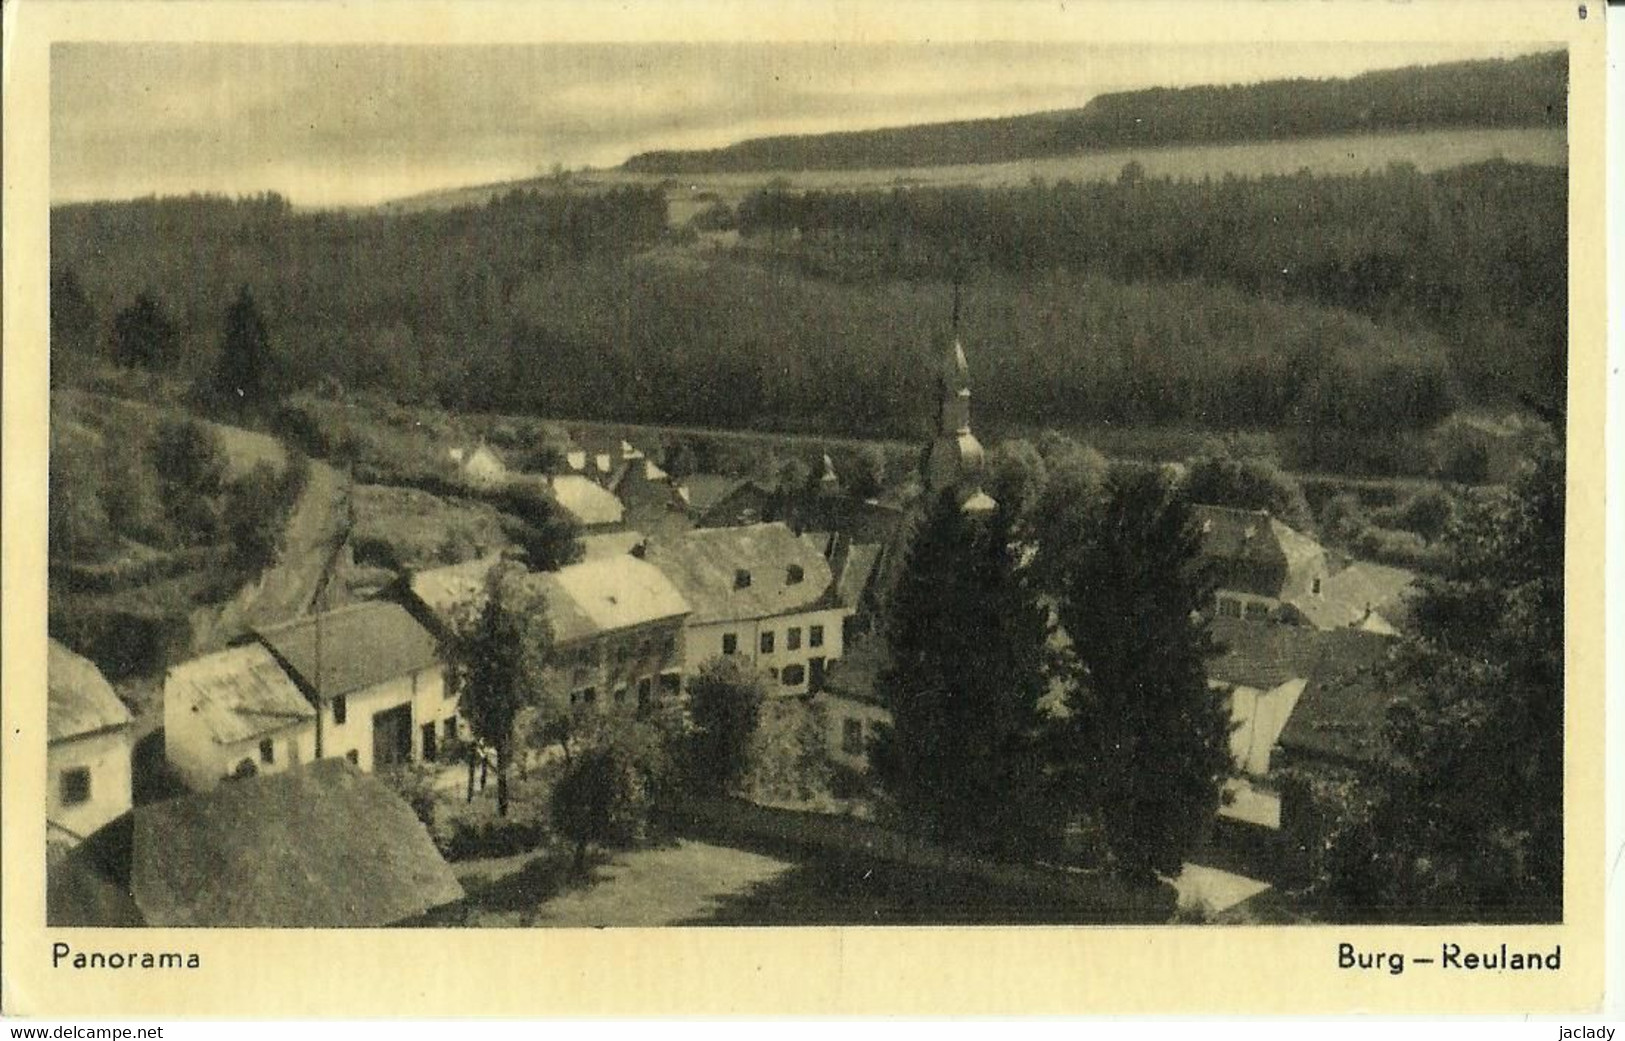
top-left (165, 644), bottom-right (315, 746)
top-left (1207, 618), bottom-right (1326, 690)
top-left (1194, 504), bottom-right (1289, 596)
top-left (835, 542), bottom-right (884, 609)
top-left (254, 600), bottom-right (442, 702)
top-left (681, 474), bottom-right (755, 514)
top-left (48, 639), bottom-right (131, 743)
top-left (542, 556), bottom-right (691, 641)
top-left (644, 522), bottom-right (839, 626)
top-left (580, 530), bottom-right (647, 561)
top-left (1290, 561), bottom-right (1417, 632)
top-left (409, 554), bottom-right (688, 647)
top-left (1277, 628), bottom-right (1403, 766)
top-left (550, 474), bottom-right (625, 527)
top-left (49, 759), bottom-right (464, 928)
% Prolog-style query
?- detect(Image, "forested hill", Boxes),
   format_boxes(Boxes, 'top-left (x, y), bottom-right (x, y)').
top-left (622, 50), bottom-right (1566, 174)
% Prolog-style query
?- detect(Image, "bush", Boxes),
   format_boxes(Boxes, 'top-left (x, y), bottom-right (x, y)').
top-left (440, 818), bottom-right (551, 862)
top-left (685, 656), bottom-right (768, 796)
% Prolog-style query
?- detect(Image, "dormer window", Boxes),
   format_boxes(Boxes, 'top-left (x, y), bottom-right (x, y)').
top-left (786, 564), bottom-right (804, 585)
top-left (735, 569), bottom-right (752, 589)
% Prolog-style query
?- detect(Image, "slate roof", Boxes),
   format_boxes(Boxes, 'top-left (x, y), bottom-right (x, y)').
top-left (550, 474), bottom-right (626, 527)
top-left (165, 644), bottom-right (315, 746)
top-left (1207, 618), bottom-right (1326, 690)
top-left (835, 542), bottom-right (884, 610)
top-left (48, 639), bottom-right (131, 743)
top-left (409, 555), bottom-right (688, 648)
top-left (681, 474), bottom-right (759, 514)
top-left (1194, 504), bottom-right (1289, 597)
top-left (1277, 628), bottom-right (1403, 766)
top-left (643, 522), bottom-right (838, 626)
top-left (580, 530), bottom-right (647, 561)
top-left (255, 600), bottom-right (441, 702)
top-left (1291, 561), bottom-right (1417, 632)
top-left (48, 759), bottom-right (464, 928)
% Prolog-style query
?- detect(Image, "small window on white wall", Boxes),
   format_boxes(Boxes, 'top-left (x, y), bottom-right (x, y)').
top-left (60, 767), bottom-right (91, 806)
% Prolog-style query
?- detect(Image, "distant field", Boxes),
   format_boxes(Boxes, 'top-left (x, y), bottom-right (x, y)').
top-left (381, 126), bottom-right (1567, 223)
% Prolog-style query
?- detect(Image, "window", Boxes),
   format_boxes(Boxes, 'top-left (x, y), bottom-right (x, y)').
top-left (259, 738), bottom-right (275, 765)
top-left (332, 695), bottom-right (347, 725)
top-left (345, 749), bottom-right (360, 765)
top-left (768, 668), bottom-right (779, 681)
top-left (760, 631), bottom-right (775, 654)
top-left (571, 687), bottom-right (598, 706)
top-left (735, 569), bottom-right (752, 589)
top-left (786, 564), bottom-right (804, 585)
top-left (444, 717), bottom-right (458, 741)
top-left (842, 718), bottom-right (864, 755)
top-left (1218, 597), bottom-right (1242, 619)
top-left (1244, 601), bottom-right (1271, 622)
top-left (613, 685), bottom-right (628, 706)
top-left (809, 625), bottom-right (824, 648)
top-left (722, 633), bottom-right (738, 655)
top-left (787, 627), bottom-right (801, 651)
top-left (637, 676), bottom-right (653, 709)
top-left (60, 767), bottom-right (91, 806)
top-left (1312, 577), bottom-right (1323, 596)
top-left (782, 664), bottom-right (806, 687)
top-left (658, 672), bottom-right (682, 695)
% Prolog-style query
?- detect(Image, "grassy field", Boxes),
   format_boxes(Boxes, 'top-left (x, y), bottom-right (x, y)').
top-left (388, 126), bottom-right (1565, 225)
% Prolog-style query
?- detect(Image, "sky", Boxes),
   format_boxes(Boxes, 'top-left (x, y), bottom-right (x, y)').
top-left (51, 40), bottom-right (1551, 208)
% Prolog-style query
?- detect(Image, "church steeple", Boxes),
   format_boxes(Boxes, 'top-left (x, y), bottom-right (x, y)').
top-left (923, 330), bottom-right (994, 515)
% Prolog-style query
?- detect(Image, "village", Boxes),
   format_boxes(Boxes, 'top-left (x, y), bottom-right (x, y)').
top-left (47, 325), bottom-right (1445, 928)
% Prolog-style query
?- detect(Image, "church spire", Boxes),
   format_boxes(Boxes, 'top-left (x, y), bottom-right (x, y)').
top-left (923, 319), bottom-right (994, 515)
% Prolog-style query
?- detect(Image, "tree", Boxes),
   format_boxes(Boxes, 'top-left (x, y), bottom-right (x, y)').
top-left (217, 284), bottom-right (274, 410)
top-left (551, 744), bottom-right (645, 873)
top-left (549, 706), bottom-right (687, 871)
top-left (1043, 465), bottom-right (1232, 886)
top-left (986, 438), bottom-right (1048, 525)
top-left (685, 655), bottom-right (767, 796)
top-left (449, 562), bottom-right (554, 816)
top-left (51, 268), bottom-right (99, 384)
top-left (1325, 445), bottom-right (1563, 922)
top-left (151, 419), bottom-right (228, 543)
top-left (498, 481), bottom-right (584, 572)
top-left (1182, 452), bottom-right (1315, 533)
top-left (223, 462), bottom-right (287, 575)
top-left (869, 492), bottom-right (1055, 860)
top-left (110, 291), bottom-right (178, 369)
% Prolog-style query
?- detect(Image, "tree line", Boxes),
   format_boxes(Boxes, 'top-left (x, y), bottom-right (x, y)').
top-left (623, 50), bottom-right (1564, 173)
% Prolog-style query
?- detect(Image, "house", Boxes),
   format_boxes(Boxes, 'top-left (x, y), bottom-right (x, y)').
top-left (163, 643), bottom-right (317, 791)
top-left (48, 759), bottom-right (464, 927)
top-left (548, 473), bottom-right (627, 529)
top-left (817, 634), bottom-right (894, 769)
top-left (1275, 628), bottom-right (1403, 772)
top-left (1287, 560), bottom-right (1417, 635)
top-left (1206, 618), bottom-right (1326, 778)
top-left (679, 474), bottom-right (775, 528)
top-left (404, 553), bottom-right (691, 714)
top-left (644, 522), bottom-right (851, 696)
top-left (47, 640), bottom-right (133, 849)
top-left (253, 600), bottom-right (456, 773)
top-left (447, 443), bottom-right (507, 490)
top-left (1194, 505), bottom-right (1329, 622)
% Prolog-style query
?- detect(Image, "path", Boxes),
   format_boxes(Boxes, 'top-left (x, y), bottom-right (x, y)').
top-left (191, 459), bottom-right (350, 652)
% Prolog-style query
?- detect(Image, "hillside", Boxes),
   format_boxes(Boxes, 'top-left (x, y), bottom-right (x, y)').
top-left (622, 51), bottom-right (1566, 174)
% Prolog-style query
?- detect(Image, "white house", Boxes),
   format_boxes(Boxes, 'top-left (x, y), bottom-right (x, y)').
top-left (405, 553), bottom-right (691, 716)
top-left (47, 640), bottom-right (133, 847)
top-left (548, 474), bottom-right (627, 529)
top-left (163, 643), bottom-right (317, 791)
top-left (447, 444), bottom-right (507, 490)
top-left (644, 522), bottom-right (852, 696)
top-left (254, 601), bottom-right (459, 773)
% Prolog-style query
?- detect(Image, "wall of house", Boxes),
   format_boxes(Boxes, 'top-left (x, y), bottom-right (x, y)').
top-left (687, 605), bottom-right (850, 696)
top-left (812, 691), bottom-right (891, 770)
top-left (47, 728), bottom-right (132, 841)
top-left (319, 667), bottom-right (457, 772)
top-left (547, 619), bottom-right (687, 713)
top-left (213, 722), bottom-right (320, 789)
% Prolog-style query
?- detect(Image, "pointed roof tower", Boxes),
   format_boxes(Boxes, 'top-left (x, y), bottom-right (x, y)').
top-left (924, 333), bottom-right (994, 515)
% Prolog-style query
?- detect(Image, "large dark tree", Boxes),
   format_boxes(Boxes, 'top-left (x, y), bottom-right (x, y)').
top-left (685, 655), bottom-right (767, 796)
top-left (449, 562), bottom-right (554, 816)
top-left (1325, 444), bottom-right (1563, 922)
top-left (50, 268), bottom-right (99, 384)
top-left (870, 492), bottom-right (1054, 860)
top-left (218, 284), bottom-right (274, 409)
top-left (110, 291), bottom-right (178, 370)
top-left (1181, 451), bottom-right (1315, 533)
top-left (1043, 465), bottom-right (1231, 886)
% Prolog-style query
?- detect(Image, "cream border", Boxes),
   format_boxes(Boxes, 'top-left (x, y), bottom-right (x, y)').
top-left (2, 0), bottom-right (1607, 1017)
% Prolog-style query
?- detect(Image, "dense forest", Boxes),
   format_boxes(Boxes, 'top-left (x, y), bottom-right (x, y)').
top-left (50, 153), bottom-right (1561, 476)
top-left (734, 160), bottom-right (1566, 410)
top-left (623, 51), bottom-right (1565, 174)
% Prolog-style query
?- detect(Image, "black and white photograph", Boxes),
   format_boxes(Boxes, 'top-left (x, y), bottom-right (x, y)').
top-left (30, 15), bottom-right (1581, 943)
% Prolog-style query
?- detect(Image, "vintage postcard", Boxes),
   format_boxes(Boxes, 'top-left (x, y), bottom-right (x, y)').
top-left (1, 0), bottom-right (1608, 1018)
